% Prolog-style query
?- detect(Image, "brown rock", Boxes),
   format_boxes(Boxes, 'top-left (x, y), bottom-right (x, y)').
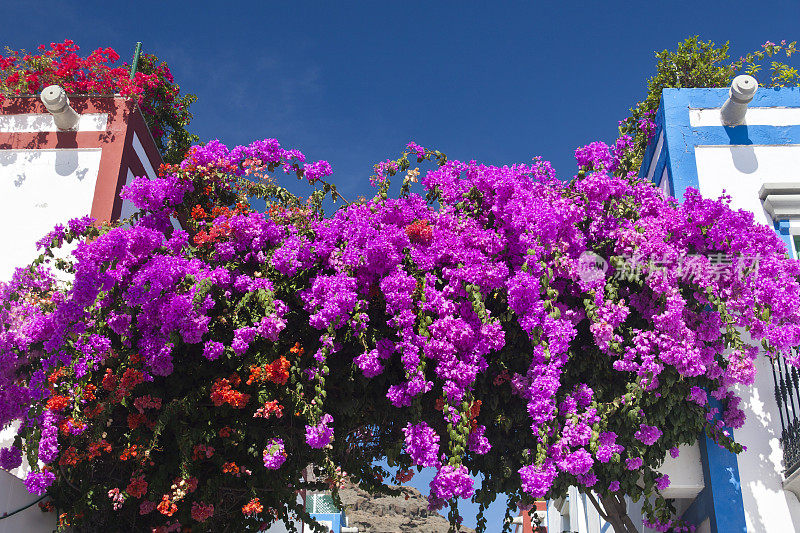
top-left (337, 482), bottom-right (476, 533)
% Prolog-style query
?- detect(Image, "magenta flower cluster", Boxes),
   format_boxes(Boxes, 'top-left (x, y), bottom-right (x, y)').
top-left (1, 132), bottom-right (798, 528)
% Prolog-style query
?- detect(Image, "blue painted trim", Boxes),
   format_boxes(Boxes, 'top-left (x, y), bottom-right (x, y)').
top-left (645, 88), bottom-right (800, 201)
top-left (690, 125), bottom-right (800, 145)
top-left (661, 91), bottom-right (699, 200)
top-left (309, 512), bottom-right (343, 532)
top-left (668, 86), bottom-right (800, 108)
top-left (697, 430), bottom-right (747, 533)
top-left (639, 123), bottom-right (665, 181)
top-left (546, 499), bottom-right (549, 532)
top-left (680, 485), bottom-right (711, 527)
top-left (774, 220), bottom-right (793, 253)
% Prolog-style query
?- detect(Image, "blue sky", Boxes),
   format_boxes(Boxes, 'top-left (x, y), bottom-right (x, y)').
top-left (4, 1), bottom-right (800, 530)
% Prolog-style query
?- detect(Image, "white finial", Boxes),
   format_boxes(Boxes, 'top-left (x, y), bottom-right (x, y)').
top-left (720, 75), bottom-right (758, 126)
top-left (39, 85), bottom-right (80, 131)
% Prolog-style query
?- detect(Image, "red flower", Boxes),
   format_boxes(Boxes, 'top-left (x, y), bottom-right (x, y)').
top-left (83, 384), bottom-right (97, 402)
top-left (47, 368), bottom-right (66, 384)
top-left (120, 445), bottom-right (140, 461)
top-left (405, 220), bottom-right (433, 244)
top-left (120, 368), bottom-right (144, 391)
top-left (253, 400), bottom-right (284, 419)
top-left (210, 376), bottom-right (250, 408)
top-left (156, 495), bottom-right (177, 517)
top-left (46, 395), bottom-right (71, 411)
top-left (126, 474), bottom-right (148, 498)
top-left (192, 444), bottom-right (214, 461)
top-left (101, 369), bottom-right (117, 391)
top-left (59, 447), bottom-right (80, 466)
top-left (247, 357), bottom-right (290, 386)
top-left (191, 501), bottom-right (214, 522)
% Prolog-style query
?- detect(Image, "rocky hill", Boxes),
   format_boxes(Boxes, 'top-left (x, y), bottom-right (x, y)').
top-left (337, 482), bottom-right (476, 533)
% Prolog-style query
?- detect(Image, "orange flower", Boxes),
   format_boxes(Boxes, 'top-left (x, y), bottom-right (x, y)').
top-left (120, 445), bottom-right (140, 461)
top-left (48, 368), bottom-right (66, 384)
top-left (289, 342), bottom-right (304, 356)
top-left (248, 357), bottom-right (290, 386)
top-left (59, 417), bottom-right (86, 436)
top-left (241, 498), bottom-right (263, 516)
top-left (219, 426), bottom-right (232, 438)
top-left (83, 383), bottom-right (96, 402)
top-left (222, 462), bottom-right (239, 475)
top-left (191, 204), bottom-right (206, 220)
top-left (157, 495), bottom-right (177, 517)
top-left (211, 206), bottom-right (230, 218)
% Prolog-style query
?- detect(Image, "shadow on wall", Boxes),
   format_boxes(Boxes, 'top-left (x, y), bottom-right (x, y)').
top-left (0, 149), bottom-right (89, 185)
top-left (737, 353), bottom-right (800, 532)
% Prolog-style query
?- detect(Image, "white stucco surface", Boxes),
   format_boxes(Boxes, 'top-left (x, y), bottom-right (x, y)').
top-left (646, 131), bottom-right (664, 182)
top-left (695, 145), bottom-right (800, 227)
top-left (0, 112), bottom-right (108, 132)
top-left (658, 443), bottom-right (704, 499)
top-left (132, 131), bottom-right (158, 180)
top-left (0, 148), bottom-right (102, 280)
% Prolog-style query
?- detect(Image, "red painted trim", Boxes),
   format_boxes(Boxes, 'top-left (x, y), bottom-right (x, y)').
top-left (87, 99), bottom-right (130, 223)
top-left (117, 102), bottom-right (163, 220)
top-left (0, 95), bottom-right (162, 224)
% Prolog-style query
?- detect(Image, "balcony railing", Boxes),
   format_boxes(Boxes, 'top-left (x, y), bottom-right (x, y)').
top-left (772, 354), bottom-right (800, 476)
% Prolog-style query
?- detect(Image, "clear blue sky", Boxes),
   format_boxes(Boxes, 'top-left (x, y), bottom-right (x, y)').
top-left (4, 0), bottom-right (799, 530)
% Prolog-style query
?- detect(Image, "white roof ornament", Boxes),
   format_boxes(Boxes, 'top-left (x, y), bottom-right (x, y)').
top-left (39, 85), bottom-right (80, 131)
top-left (720, 75), bottom-right (758, 126)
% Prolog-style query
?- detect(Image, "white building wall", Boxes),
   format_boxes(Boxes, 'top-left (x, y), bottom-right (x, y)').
top-left (0, 148), bottom-right (102, 280)
top-left (0, 471), bottom-right (55, 532)
top-left (695, 141), bottom-right (800, 531)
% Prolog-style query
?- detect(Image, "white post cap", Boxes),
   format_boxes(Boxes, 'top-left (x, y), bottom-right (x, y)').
top-left (729, 74), bottom-right (758, 103)
top-left (39, 85), bottom-right (80, 131)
